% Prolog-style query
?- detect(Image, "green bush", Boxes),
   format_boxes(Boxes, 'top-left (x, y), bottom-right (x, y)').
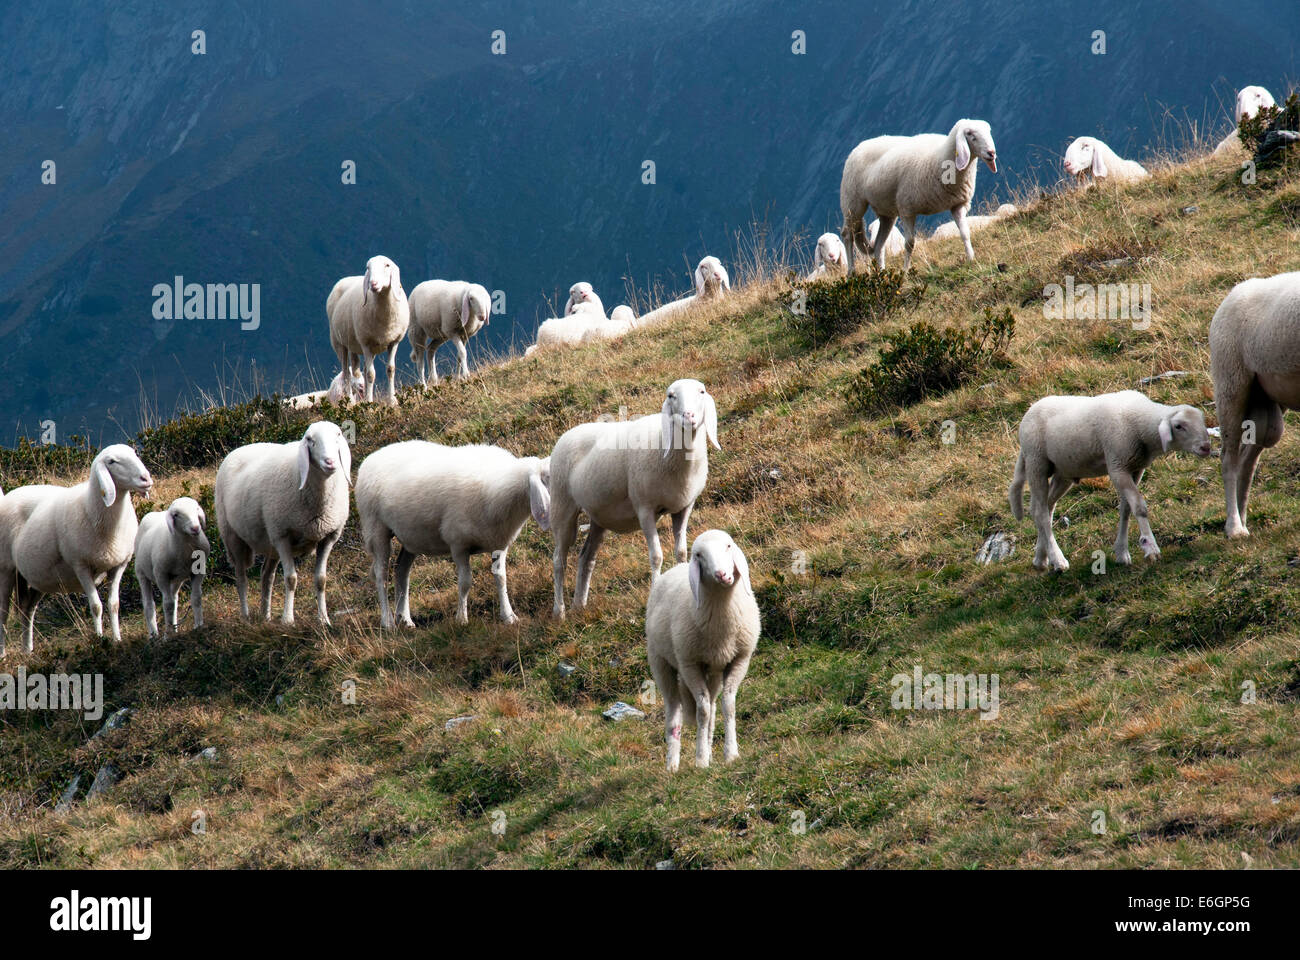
top-left (846, 307), bottom-right (1015, 413)
top-left (1238, 92), bottom-right (1300, 156)
top-left (0, 435), bottom-right (95, 486)
top-left (793, 268), bottom-right (921, 343)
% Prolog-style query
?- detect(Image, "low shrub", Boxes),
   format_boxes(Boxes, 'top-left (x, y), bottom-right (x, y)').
top-left (793, 268), bottom-right (921, 343)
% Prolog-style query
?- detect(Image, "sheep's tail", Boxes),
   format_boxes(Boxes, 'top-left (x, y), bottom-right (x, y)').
top-left (1009, 451), bottom-right (1025, 520)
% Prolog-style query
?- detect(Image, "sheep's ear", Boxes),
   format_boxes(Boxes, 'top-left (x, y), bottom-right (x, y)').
top-left (297, 437), bottom-right (312, 490)
top-left (661, 399), bottom-right (675, 460)
top-left (1158, 417), bottom-right (1173, 452)
top-left (362, 266), bottom-right (371, 306)
top-left (390, 261), bottom-right (401, 293)
top-left (732, 544), bottom-right (751, 593)
top-left (94, 459), bottom-right (116, 507)
top-left (693, 265), bottom-right (705, 297)
top-left (461, 290), bottom-right (470, 328)
top-left (703, 393), bottom-right (720, 450)
top-left (529, 472), bottom-right (551, 531)
top-left (338, 432), bottom-right (352, 486)
top-left (198, 507), bottom-right (207, 527)
top-left (689, 555), bottom-right (702, 609)
top-left (720, 266), bottom-right (731, 291)
top-left (954, 127), bottom-right (972, 171)
top-left (1091, 144), bottom-right (1108, 178)
top-left (166, 510), bottom-right (177, 535)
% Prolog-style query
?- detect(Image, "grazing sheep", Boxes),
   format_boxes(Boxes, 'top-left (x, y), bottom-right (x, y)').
top-left (930, 202), bottom-right (1018, 241)
top-left (0, 446), bottom-right (153, 655)
top-left (854, 119), bottom-right (999, 270)
top-left (356, 442), bottom-right (550, 626)
top-left (326, 255), bottom-right (410, 405)
top-left (135, 497), bottom-right (209, 638)
top-left (408, 279), bottom-right (492, 386)
top-left (1209, 272), bottom-right (1300, 538)
top-left (694, 257), bottom-right (731, 300)
top-left (646, 529), bottom-right (760, 771)
top-left (1009, 391), bottom-right (1212, 571)
top-left (215, 421), bottom-right (351, 625)
top-left (581, 305), bottom-right (638, 343)
top-left (807, 232), bottom-right (848, 279)
top-left (839, 134), bottom-right (913, 271)
top-left (548, 378), bottom-right (720, 619)
top-left (1062, 136), bottom-right (1149, 184)
top-left (1214, 85), bottom-right (1278, 155)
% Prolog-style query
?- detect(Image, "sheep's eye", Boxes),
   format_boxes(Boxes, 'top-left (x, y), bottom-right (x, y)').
top-left (1175, 424), bottom-right (1184, 431)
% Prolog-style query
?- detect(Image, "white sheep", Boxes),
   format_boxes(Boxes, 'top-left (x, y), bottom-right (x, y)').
top-left (693, 257), bottom-right (731, 299)
top-left (1009, 391), bottom-right (1213, 571)
top-left (1209, 272), bottom-right (1300, 538)
top-left (135, 496), bottom-right (209, 638)
top-left (0, 445), bottom-right (153, 655)
top-left (356, 442), bottom-right (550, 626)
top-left (565, 282), bottom-right (597, 315)
top-left (214, 421), bottom-right (351, 625)
top-left (839, 133), bottom-right (913, 271)
top-left (807, 232), bottom-right (849, 279)
top-left (636, 295), bottom-right (696, 328)
top-left (548, 378), bottom-right (719, 619)
top-left (1214, 86), bottom-right (1278, 155)
top-left (853, 119), bottom-right (999, 270)
top-left (284, 370), bottom-right (366, 411)
top-left (581, 305), bottom-right (638, 343)
top-left (326, 255), bottom-right (410, 405)
top-left (930, 202), bottom-right (1018, 241)
top-left (646, 529), bottom-right (760, 771)
top-left (408, 280), bottom-right (492, 386)
top-left (1062, 137), bottom-right (1150, 184)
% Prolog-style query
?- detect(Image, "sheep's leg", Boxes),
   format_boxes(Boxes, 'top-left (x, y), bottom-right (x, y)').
top-left (228, 535), bottom-right (253, 620)
top-left (73, 564), bottom-right (105, 638)
top-left (551, 509), bottom-right (579, 619)
top-left (491, 549), bottom-right (517, 624)
top-left (720, 652), bottom-right (753, 763)
top-left (1237, 397), bottom-right (1284, 532)
top-left (394, 547), bottom-right (417, 627)
top-left (139, 576), bottom-right (158, 638)
top-left (361, 349), bottom-right (377, 403)
top-left (1115, 494), bottom-right (1133, 565)
top-left (1028, 468), bottom-right (1068, 571)
top-left (951, 205), bottom-right (975, 261)
top-left (455, 336), bottom-right (470, 380)
top-left (104, 563), bottom-right (127, 643)
top-left (657, 662), bottom-right (684, 773)
top-left (313, 533), bottom-right (339, 626)
top-left (384, 341), bottom-right (400, 406)
top-left (873, 215), bottom-right (897, 269)
top-left (670, 506), bottom-right (692, 564)
top-left (1110, 469), bottom-right (1159, 560)
top-left (0, 568), bottom-right (12, 657)
top-left (370, 533), bottom-right (395, 629)
top-left (573, 523), bottom-right (606, 610)
top-left (190, 574), bottom-right (204, 630)
top-left (900, 216), bottom-right (918, 271)
top-left (15, 581), bottom-right (41, 654)
top-left (677, 661), bottom-right (713, 768)
top-left (259, 561), bottom-right (278, 622)
top-left (161, 579), bottom-right (178, 637)
top-left (452, 549), bottom-right (472, 625)
top-left (637, 507), bottom-right (665, 584)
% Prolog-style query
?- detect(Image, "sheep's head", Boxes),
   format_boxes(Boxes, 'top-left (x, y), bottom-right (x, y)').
top-left (687, 530), bottom-right (751, 608)
top-left (817, 233), bottom-right (845, 265)
top-left (1237, 85), bottom-right (1276, 121)
top-left (610, 305), bottom-right (636, 326)
top-left (1160, 406), bottom-right (1214, 458)
top-left (694, 256), bottom-right (731, 299)
top-left (660, 378), bottom-right (720, 459)
top-left (362, 255), bottom-right (400, 305)
top-left (298, 421), bottom-right (352, 489)
top-left (1063, 137), bottom-right (1106, 179)
top-left (92, 444), bottom-right (152, 507)
top-left (464, 284), bottom-right (492, 327)
top-left (954, 119), bottom-right (997, 173)
top-left (166, 496), bottom-right (207, 540)
top-left (565, 282), bottom-right (595, 315)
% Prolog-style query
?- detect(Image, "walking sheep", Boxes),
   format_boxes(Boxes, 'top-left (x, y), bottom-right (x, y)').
top-left (356, 442), bottom-right (550, 626)
top-left (646, 529), bottom-right (760, 771)
top-left (1209, 272), bottom-right (1300, 538)
top-left (327, 255), bottom-right (410, 405)
top-left (0, 445), bottom-right (153, 655)
top-left (839, 134), bottom-right (912, 271)
top-left (548, 378), bottom-right (720, 619)
top-left (1009, 391), bottom-right (1213, 571)
top-left (408, 279), bottom-right (492, 386)
top-left (215, 421), bottom-right (351, 625)
top-left (135, 496), bottom-right (209, 638)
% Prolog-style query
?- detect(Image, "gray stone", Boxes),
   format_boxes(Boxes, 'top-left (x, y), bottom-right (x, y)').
top-left (975, 533), bottom-right (1016, 565)
top-left (444, 715), bottom-right (477, 731)
top-left (602, 701), bottom-right (646, 722)
top-left (91, 707), bottom-right (131, 739)
top-left (1138, 370), bottom-right (1189, 385)
top-left (55, 775), bottom-right (83, 813)
top-left (86, 764), bottom-right (119, 799)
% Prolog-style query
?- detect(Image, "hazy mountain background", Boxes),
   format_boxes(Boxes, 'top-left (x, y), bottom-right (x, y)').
top-left (1, 0), bottom-right (1296, 439)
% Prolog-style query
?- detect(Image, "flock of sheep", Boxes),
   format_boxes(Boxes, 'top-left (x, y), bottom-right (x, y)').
top-left (0, 83), bottom-right (1291, 772)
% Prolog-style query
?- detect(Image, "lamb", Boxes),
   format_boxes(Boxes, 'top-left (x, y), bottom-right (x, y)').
top-left (693, 256), bottom-right (730, 300)
top-left (807, 232), bottom-right (848, 279)
top-left (408, 279), bottom-right (492, 386)
top-left (851, 119), bottom-right (999, 271)
top-left (214, 421), bottom-right (351, 625)
top-left (565, 282), bottom-right (598, 315)
top-left (284, 370), bottom-right (366, 410)
top-left (646, 529), bottom-right (760, 771)
top-left (356, 442), bottom-right (550, 626)
top-left (1214, 86), bottom-right (1277, 155)
top-left (134, 496), bottom-right (209, 638)
top-left (326, 255), bottom-right (410, 405)
top-left (581, 305), bottom-right (638, 343)
top-left (839, 133), bottom-right (913, 272)
top-left (1062, 137), bottom-right (1149, 184)
top-left (548, 378), bottom-right (720, 619)
top-left (1208, 272), bottom-right (1300, 538)
top-left (0, 445), bottom-right (153, 655)
top-left (930, 202), bottom-right (1018, 241)
top-left (1009, 391), bottom-right (1212, 571)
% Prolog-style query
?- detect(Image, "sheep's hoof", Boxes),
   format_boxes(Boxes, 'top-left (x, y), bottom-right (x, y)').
top-left (1226, 526), bottom-right (1250, 539)
top-left (1139, 537), bottom-right (1161, 560)
top-left (1114, 551), bottom-right (1132, 566)
top-left (502, 613), bottom-right (519, 626)
top-left (1048, 557), bottom-right (1070, 572)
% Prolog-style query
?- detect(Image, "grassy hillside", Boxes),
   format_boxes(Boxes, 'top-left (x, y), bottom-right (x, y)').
top-left (2, 144), bottom-right (1299, 869)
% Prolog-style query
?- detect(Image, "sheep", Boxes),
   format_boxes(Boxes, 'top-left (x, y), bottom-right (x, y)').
top-left (693, 257), bottom-right (730, 300)
top-left (356, 442), bottom-right (550, 627)
top-left (581, 305), bottom-right (638, 343)
top-left (1009, 391), bottom-right (1212, 571)
top-left (1214, 86), bottom-right (1278, 155)
top-left (930, 202), bottom-right (1018, 241)
top-left (284, 370), bottom-right (366, 411)
top-left (1209, 272), bottom-right (1300, 538)
top-left (1062, 137), bottom-right (1150, 184)
top-left (548, 378), bottom-right (720, 619)
top-left (214, 421), bottom-right (351, 625)
top-left (807, 232), bottom-right (848, 279)
top-left (0, 446), bottom-right (153, 656)
top-left (646, 529), bottom-right (760, 771)
top-left (565, 282), bottom-right (597, 315)
top-left (636, 295), bottom-right (697, 328)
top-left (134, 497), bottom-right (209, 638)
top-left (839, 133), bottom-right (913, 271)
top-left (852, 119), bottom-right (999, 271)
top-left (408, 280), bottom-right (492, 386)
top-left (869, 219), bottom-right (907, 259)
top-left (326, 255), bottom-right (410, 405)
